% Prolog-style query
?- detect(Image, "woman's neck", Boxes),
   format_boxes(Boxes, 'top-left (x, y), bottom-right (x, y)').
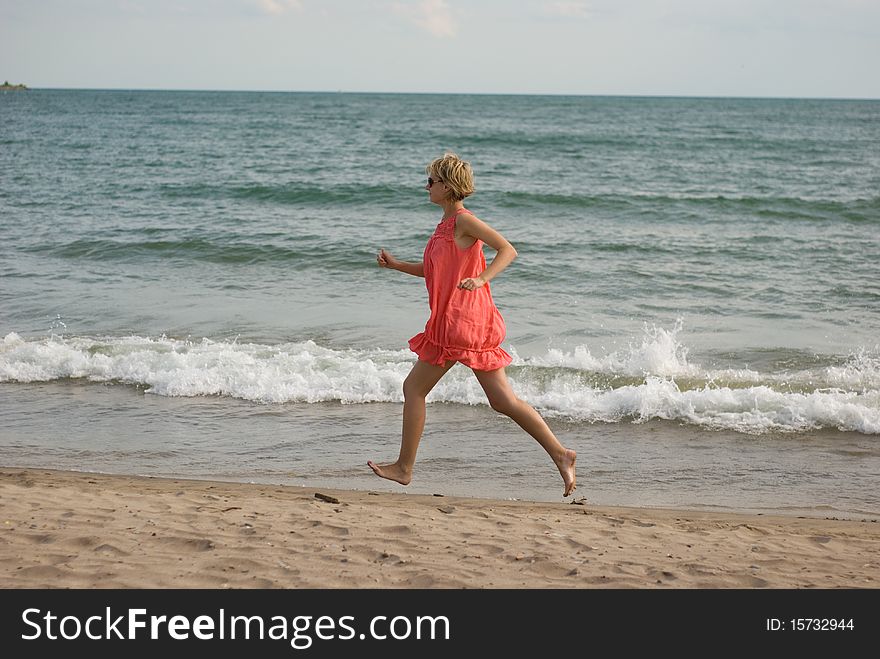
top-left (441, 200), bottom-right (464, 219)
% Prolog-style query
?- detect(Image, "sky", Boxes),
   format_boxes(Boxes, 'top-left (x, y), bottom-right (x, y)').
top-left (2, 0), bottom-right (879, 98)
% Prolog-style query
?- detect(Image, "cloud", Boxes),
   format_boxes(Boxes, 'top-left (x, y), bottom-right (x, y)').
top-left (544, 1), bottom-right (592, 19)
top-left (392, 0), bottom-right (456, 38)
top-left (256, 0), bottom-right (302, 15)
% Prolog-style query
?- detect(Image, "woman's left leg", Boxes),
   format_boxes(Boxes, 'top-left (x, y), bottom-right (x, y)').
top-left (473, 366), bottom-right (577, 496)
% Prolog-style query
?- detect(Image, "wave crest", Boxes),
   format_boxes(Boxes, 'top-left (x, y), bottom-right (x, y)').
top-left (3, 328), bottom-right (878, 435)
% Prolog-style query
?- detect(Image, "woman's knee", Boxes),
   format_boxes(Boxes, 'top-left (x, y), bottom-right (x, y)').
top-left (488, 395), bottom-right (519, 416)
top-left (403, 376), bottom-right (428, 400)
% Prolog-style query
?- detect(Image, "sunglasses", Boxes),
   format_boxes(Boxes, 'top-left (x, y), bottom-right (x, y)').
top-left (427, 177), bottom-right (443, 188)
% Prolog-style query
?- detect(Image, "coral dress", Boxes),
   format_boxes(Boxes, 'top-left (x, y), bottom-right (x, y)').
top-left (408, 208), bottom-right (513, 371)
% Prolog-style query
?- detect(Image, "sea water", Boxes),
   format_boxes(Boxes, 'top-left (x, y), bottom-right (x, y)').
top-left (2, 90), bottom-right (878, 517)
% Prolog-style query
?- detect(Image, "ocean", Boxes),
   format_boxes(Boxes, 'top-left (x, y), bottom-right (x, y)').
top-left (2, 90), bottom-right (878, 518)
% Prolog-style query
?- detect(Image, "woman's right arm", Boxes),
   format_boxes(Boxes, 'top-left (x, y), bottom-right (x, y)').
top-left (377, 249), bottom-right (424, 277)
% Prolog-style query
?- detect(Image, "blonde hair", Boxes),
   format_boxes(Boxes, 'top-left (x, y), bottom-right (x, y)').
top-left (426, 152), bottom-right (475, 201)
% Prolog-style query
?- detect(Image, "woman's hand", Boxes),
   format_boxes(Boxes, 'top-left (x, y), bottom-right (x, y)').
top-left (377, 249), bottom-right (396, 269)
top-left (458, 276), bottom-right (486, 291)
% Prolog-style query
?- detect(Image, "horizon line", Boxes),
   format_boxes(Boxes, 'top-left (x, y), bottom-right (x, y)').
top-left (11, 86), bottom-right (880, 102)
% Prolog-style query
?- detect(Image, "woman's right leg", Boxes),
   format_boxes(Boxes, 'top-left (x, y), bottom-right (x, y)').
top-left (368, 359), bottom-right (454, 485)
top-left (473, 366), bottom-right (577, 497)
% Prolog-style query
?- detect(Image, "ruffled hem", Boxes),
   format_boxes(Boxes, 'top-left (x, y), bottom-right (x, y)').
top-left (408, 332), bottom-right (512, 371)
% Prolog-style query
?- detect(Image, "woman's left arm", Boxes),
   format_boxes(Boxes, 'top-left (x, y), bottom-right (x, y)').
top-left (456, 214), bottom-right (518, 290)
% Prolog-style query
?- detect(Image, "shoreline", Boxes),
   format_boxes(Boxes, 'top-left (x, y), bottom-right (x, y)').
top-left (2, 467), bottom-right (878, 588)
top-left (3, 460), bottom-right (875, 522)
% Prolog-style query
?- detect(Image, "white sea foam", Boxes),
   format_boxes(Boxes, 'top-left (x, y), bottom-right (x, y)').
top-left (512, 320), bottom-right (702, 378)
top-left (2, 331), bottom-right (879, 435)
top-left (517, 377), bottom-right (880, 435)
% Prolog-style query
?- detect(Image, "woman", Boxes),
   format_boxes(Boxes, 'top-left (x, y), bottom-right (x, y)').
top-left (369, 153), bottom-right (577, 497)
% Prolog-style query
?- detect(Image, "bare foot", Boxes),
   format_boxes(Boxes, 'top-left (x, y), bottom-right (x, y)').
top-left (557, 449), bottom-right (577, 497)
top-left (367, 460), bottom-right (412, 486)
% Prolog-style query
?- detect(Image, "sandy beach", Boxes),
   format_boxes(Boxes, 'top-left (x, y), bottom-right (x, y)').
top-left (1, 467), bottom-right (877, 589)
